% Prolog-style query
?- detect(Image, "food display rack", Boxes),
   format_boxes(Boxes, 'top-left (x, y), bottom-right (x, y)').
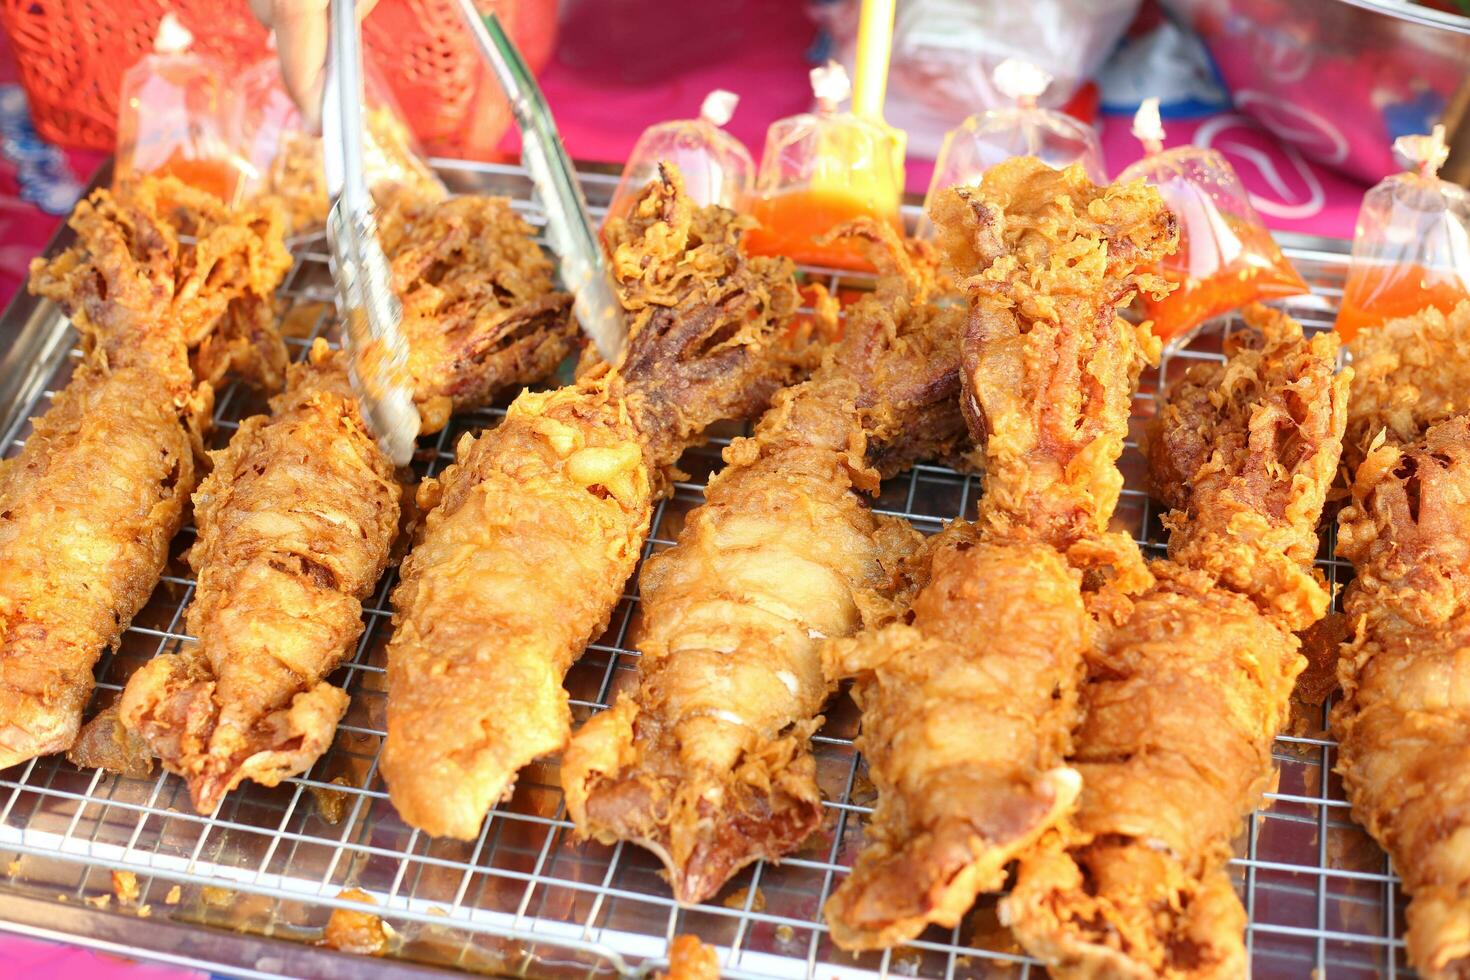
top-left (0, 159), bottom-right (1409, 979)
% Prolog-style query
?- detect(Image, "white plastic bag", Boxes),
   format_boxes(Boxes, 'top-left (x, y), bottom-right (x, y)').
top-left (814, 0), bottom-right (1138, 158)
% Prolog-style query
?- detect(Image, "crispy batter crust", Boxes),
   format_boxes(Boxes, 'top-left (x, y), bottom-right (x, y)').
top-left (1333, 415), bottom-right (1470, 979)
top-left (561, 220), bottom-right (960, 903)
top-left (0, 351), bottom-right (206, 767)
top-left (0, 180), bottom-right (288, 767)
top-left (1006, 564), bottom-right (1297, 979)
top-left (1146, 304), bottom-right (1348, 631)
top-left (819, 160), bottom-right (1177, 951)
top-left (657, 935), bottom-right (720, 980)
top-left (382, 166), bottom-right (803, 839)
top-left (1340, 301), bottom-right (1470, 476)
top-left (825, 540), bottom-right (1090, 949)
top-left (377, 192), bottom-right (578, 433)
top-left (932, 160), bottom-right (1174, 551)
top-left (31, 178), bottom-right (291, 369)
top-left (1007, 308), bottom-right (1347, 979)
top-left (384, 376), bottom-right (652, 838)
top-left (608, 165), bottom-right (807, 469)
top-left (116, 342), bottom-right (399, 812)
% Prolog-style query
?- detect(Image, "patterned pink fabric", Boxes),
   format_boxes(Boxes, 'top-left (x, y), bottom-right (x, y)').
top-left (3, 937), bottom-right (206, 980)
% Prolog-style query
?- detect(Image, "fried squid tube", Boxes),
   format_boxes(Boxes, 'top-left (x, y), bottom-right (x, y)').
top-left (377, 191), bottom-right (578, 434)
top-left (1006, 306), bottom-right (1349, 978)
top-left (0, 180), bottom-right (290, 768)
top-left (382, 165), bottom-right (805, 840)
top-left (820, 159), bottom-right (1178, 950)
top-left (1330, 302), bottom-right (1470, 980)
top-left (561, 220), bottom-right (965, 904)
top-left (111, 342), bottom-right (400, 812)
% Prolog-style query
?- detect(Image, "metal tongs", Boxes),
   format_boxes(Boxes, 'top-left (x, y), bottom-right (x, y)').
top-left (322, 0), bottom-right (420, 466)
top-left (451, 0), bottom-right (626, 363)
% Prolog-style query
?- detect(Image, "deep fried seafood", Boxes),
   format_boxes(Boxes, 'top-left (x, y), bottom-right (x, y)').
top-left (115, 342), bottom-right (399, 813)
top-left (1007, 308), bottom-right (1348, 979)
top-left (658, 935), bottom-right (720, 980)
top-left (820, 159), bottom-right (1177, 951)
top-left (377, 192), bottom-right (577, 433)
top-left (561, 220), bottom-right (962, 904)
top-left (382, 165), bottom-right (804, 840)
top-left (193, 292), bottom-right (289, 393)
top-left (930, 160), bottom-right (1174, 550)
top-left (824, 540), bottom-right (1090, 950)
top-left (66, 704), bottom-right (154, 779)
top-left (0, 180), bottom-right (289, 768)
top-left (32, 177), bottom-right (292, 383)
top-left (1006, 565), bottom-right (1297, 979)
top-left (1339, 300), bottom-right (1470, 474)
top-left (1333, 416), bottom-right (1470, 979)
top-left (1146, 304), bottom-right (1347, 631)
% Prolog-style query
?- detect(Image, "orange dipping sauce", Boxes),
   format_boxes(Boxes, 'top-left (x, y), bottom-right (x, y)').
top-left (1141, 216), bottom-right (1307, 343)
top-left (147, 152), bottom-right (241, 203)
top-left (1334, 263), bottom-right (1470, 342)
top-left (743, 189), bottom-right (902, 272)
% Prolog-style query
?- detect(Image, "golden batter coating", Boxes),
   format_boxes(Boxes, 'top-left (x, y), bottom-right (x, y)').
top-left (1333, 416), bottom-right (1470, 980)
top-left (1006, 563), bottom-right (1298, 979)
top-left (377, 191), bottom-right (577, 434)
top-left (381, 165), bottom-right (804, 840)
top-left (819, 160), bottom-right (1177, 951)
top-left (1340, 300), bottom-right (1470, 475)
top-left (0, 180), bottom-right (288, 768)
top-left (116, 342), bottom-right (399, 813)
top-left (932, 160), bottom-right (1174, 551)
top-left (32, 177), bottom-right (292, 384)
top-left (561, 220), bottom-right (961, 904)
top-left (259, 135), bottom-right (572, 432)
top-left (0, 347), bottom-right (207, 769)
top-left (1145, 304), bottom-right (1348, 631)
top-left (1007, 309), bottom-right (1348, 979)
top-left (825, 540), bottom-right (1091, 950)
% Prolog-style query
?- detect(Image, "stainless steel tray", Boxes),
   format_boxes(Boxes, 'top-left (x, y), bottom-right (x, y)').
top-left (0, 160), bottom-right (1406, 979)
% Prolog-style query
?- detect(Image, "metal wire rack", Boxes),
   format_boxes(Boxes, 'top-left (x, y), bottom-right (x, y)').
top-left (0, 160), bottom-right (1407, 979)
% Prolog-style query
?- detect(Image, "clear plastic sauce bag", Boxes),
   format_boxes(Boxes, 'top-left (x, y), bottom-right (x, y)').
top-left (604, 90), bottom-right (755, 224)
top-left (1119, 99), bottom-right (1307, 346)
top-left (918, 60), bottom-right (1104, 239)
top-left (1335, 126), bottom-right (1470, 342)
top-left (743, 61), bottom-right (905, 272)
top-left (114, 14), bottom-right (245, 203)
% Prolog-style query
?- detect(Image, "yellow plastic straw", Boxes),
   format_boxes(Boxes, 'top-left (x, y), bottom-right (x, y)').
top-left (852, 0), bottom-right (895, 122)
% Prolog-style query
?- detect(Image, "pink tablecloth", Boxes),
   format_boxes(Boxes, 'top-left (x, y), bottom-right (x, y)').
top-left (3, 939), bottom-right (207, 980)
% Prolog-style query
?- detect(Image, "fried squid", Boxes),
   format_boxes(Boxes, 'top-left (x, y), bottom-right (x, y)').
top-left (820, 159), bottom-right (1177, 950)
top-left (114, 341), bottom-right (400, 812)
top-left (0, 179), bottom-right (289, 768)
top-left (1006, 305), bottom-right (1349, 978)
top-left (1331, 301), bottom-right (1470, 980)
top-left (561, 220), bottom-right (965, 903)
top-left (381, 165), bottom-right (806, 840)
top-left (376, 190), bottom-right (577, 434)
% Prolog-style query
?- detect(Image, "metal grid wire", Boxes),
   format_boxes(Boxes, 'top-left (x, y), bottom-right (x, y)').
top-left (0, 161), bottom-right (1410, 979)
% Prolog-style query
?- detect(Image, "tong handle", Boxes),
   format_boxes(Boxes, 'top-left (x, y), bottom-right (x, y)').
top-left (324, 0), bottom-right (369, 212)
top-left (453, 0), bottom-right (627, 363)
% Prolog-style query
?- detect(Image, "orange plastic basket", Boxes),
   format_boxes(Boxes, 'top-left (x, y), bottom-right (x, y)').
top-left (0, 0), bottom-right (555, 157)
